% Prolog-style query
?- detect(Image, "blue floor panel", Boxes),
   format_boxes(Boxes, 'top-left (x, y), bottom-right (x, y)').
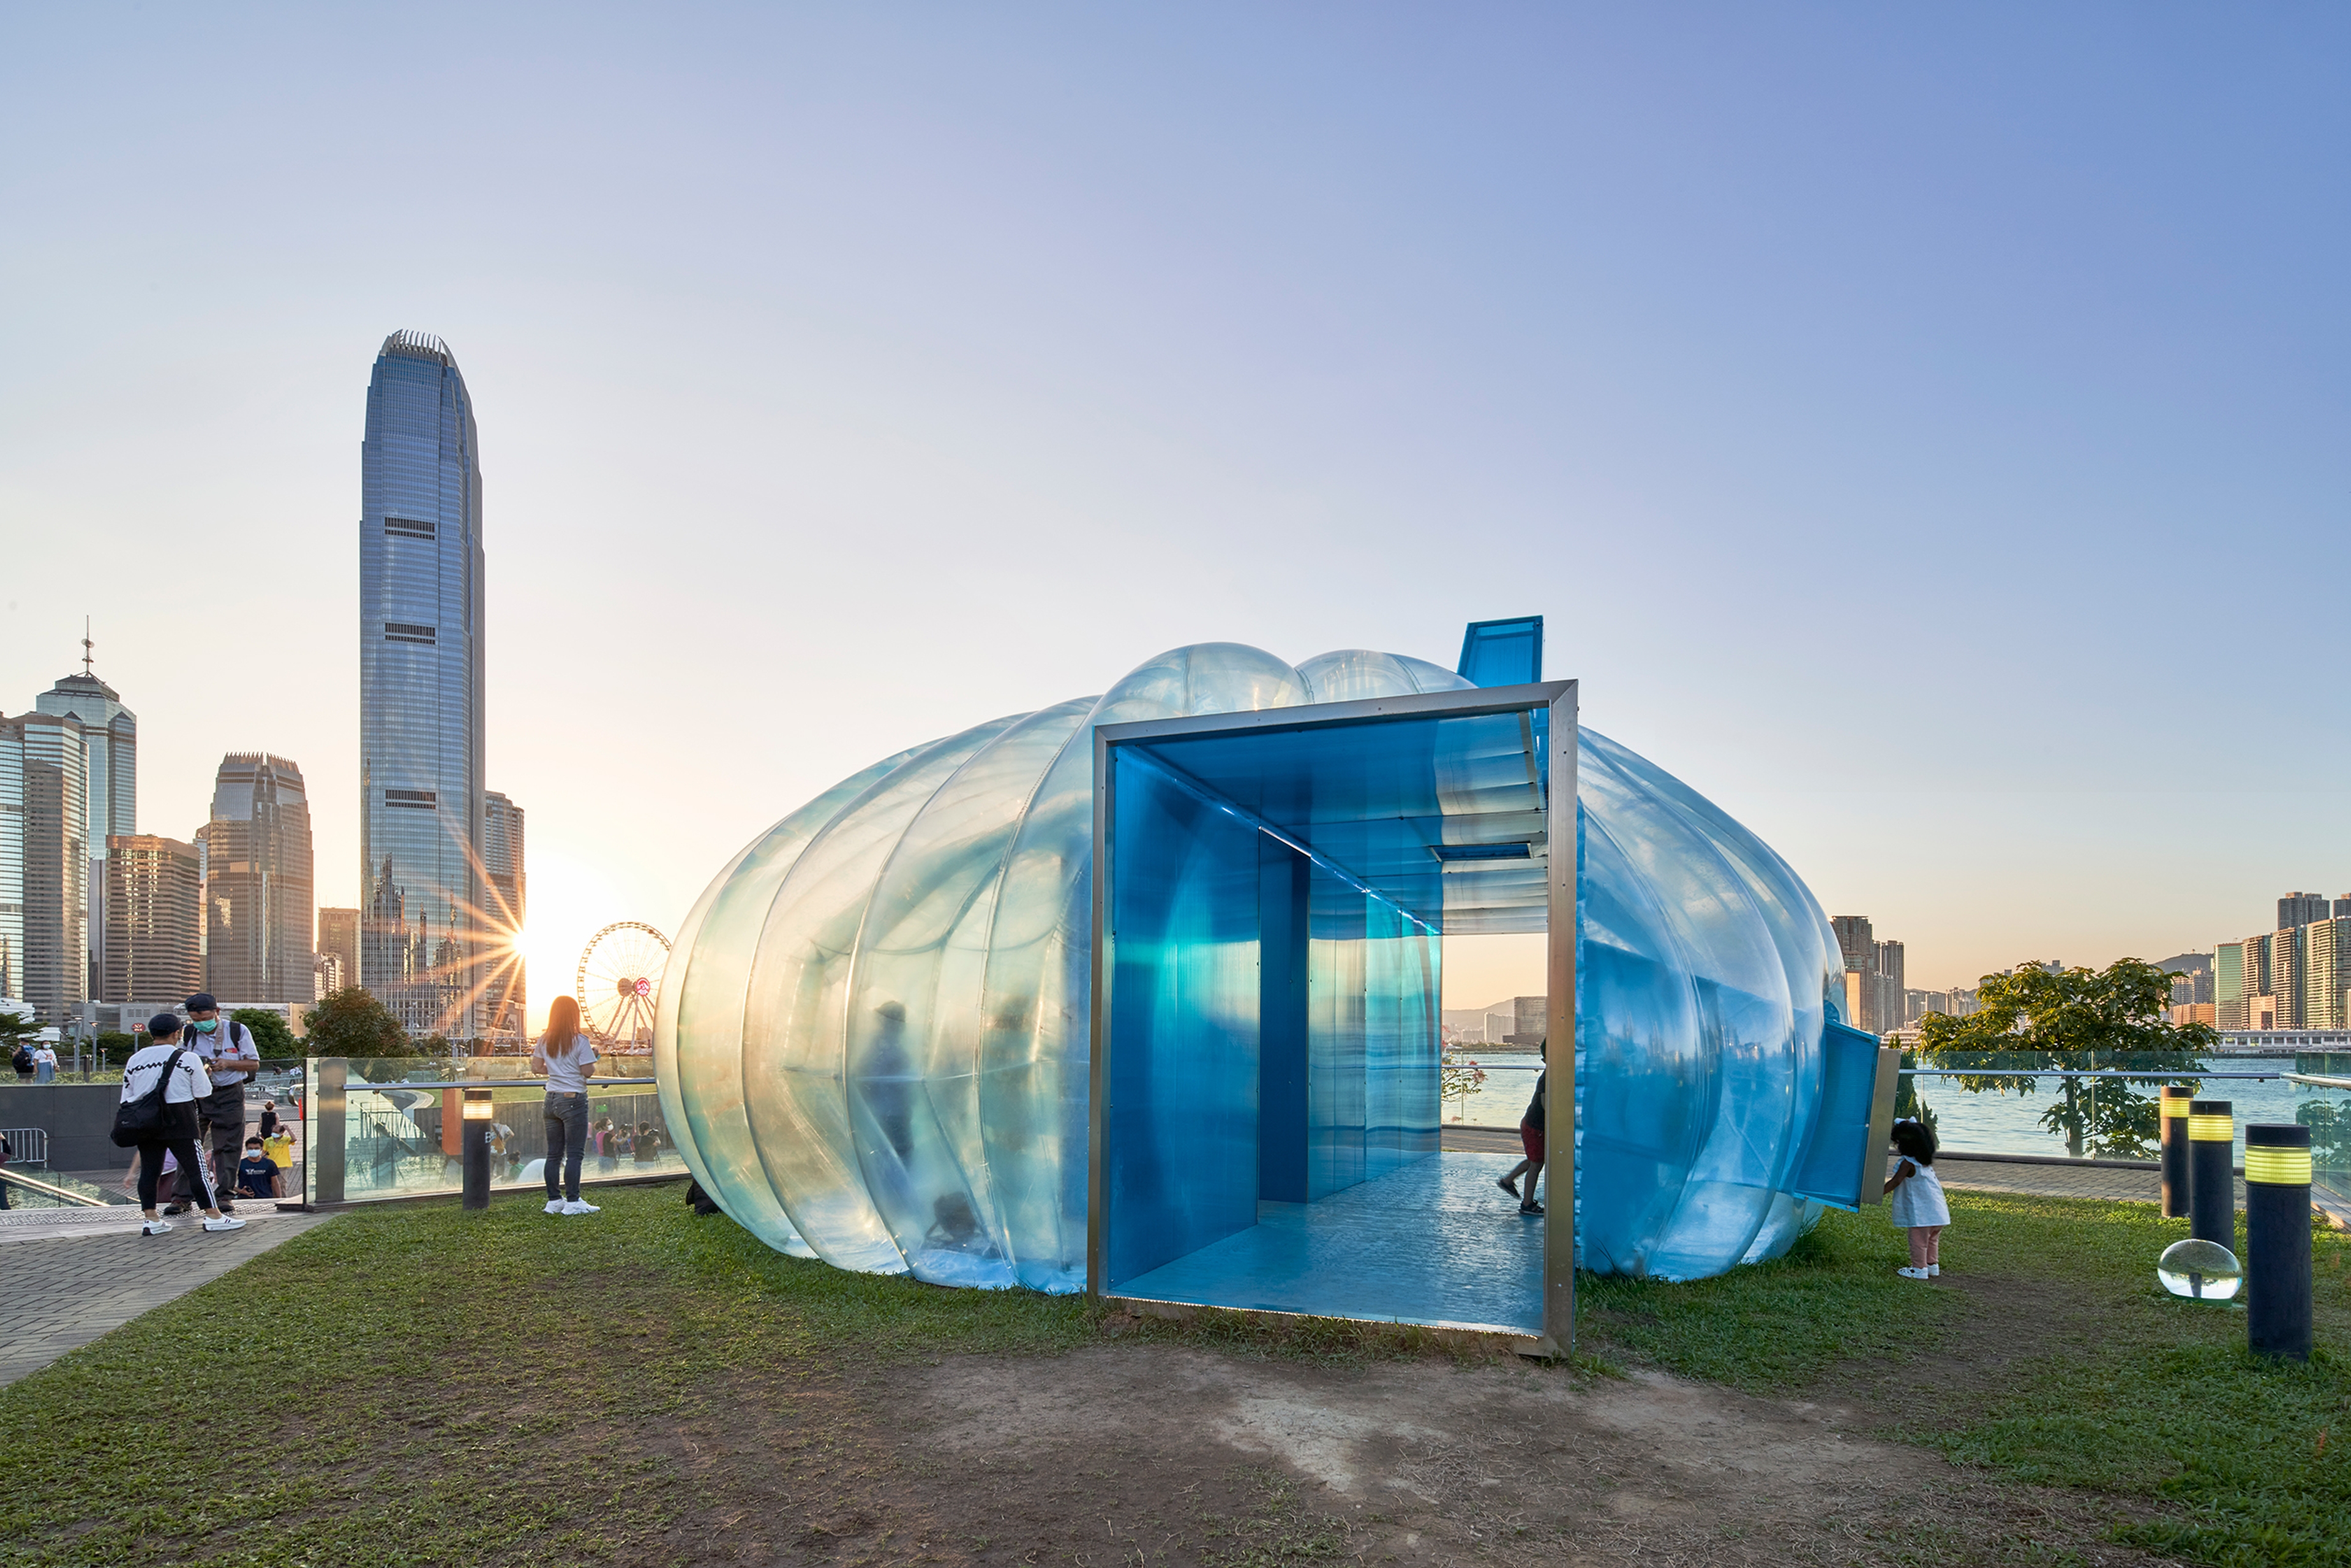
top-left (1111, 1152), bottom-right (1544, 1334)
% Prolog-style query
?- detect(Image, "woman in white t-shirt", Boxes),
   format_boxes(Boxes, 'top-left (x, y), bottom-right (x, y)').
top-left (121, 1014), bottom-right (244, 1236)
top-left (530, 996), bottom-right (601, 1217)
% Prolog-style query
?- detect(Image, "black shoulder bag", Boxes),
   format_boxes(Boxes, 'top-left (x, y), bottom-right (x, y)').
top-left (112, 1050), bottom-right (192, 1147)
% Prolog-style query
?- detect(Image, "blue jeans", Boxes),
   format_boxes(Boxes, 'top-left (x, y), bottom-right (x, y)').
top-left (544, 1093), bottom-right (587, 1202)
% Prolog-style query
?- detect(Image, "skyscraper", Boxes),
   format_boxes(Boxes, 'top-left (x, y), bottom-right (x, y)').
top-left (317, 906), bottom-right (359, 997)
top-left (1829, 914), bottom-right (1874, 975)
top-left (2, 711), bottom-right (89, 1022)
top-left (2279, 891), bottom-right (2330, 930)
top-left (34, 642), bottom-right (135, 999)
top-left (360, 329), bottom-right (486, 1038)
top-left (103, 834), bottom-right (201, 1003)
top-left (200, 753), bottom-right (315, 1005)
top-left (481, 790), bottom-right (526, 1039)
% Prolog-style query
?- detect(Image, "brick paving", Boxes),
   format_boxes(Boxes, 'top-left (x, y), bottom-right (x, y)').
top-left (0, 1208), bottom-right (331, 1387)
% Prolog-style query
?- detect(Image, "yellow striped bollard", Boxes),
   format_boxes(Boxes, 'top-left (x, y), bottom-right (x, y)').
top-left (2189, 1099), bottom-right (2235, 1250)
top-left (2244, 1124), bottom-right (2312, 1361)
top-left (2160, 1084), bottom-right (2194, 1219)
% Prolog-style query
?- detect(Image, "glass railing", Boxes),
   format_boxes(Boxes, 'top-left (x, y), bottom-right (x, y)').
top-left (299, 1055), bottom-right (683, 1206)
top-left (0, 1167), bottom-right (130, 1207)
top-left (1437, 1049), bottom-right (2351, 1176)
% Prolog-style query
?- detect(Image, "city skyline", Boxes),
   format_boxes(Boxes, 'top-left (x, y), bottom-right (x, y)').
top-left (4, 11), bottom-right (2344, 1018)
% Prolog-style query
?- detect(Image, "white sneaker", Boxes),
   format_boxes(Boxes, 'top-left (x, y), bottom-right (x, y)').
top-left (544, 1199), bottom-right (565, 1215)
top-left (1928, 1264), bottom-right (1941, 1276)
top-left (561, 1199), bottom-right (600, 1215)
top-left (141, 1219), bottom-right (173, 1236)
top-left (1895, 1265), bottom-right (1930, 1280)
top-left (203, 1215), bottom-right (246, 1232)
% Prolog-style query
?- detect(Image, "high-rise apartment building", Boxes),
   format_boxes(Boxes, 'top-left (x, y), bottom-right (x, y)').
top-left (34, 655), bottom-right (135, 999)
top-left (103, 834), bottom-right (201, 1002)
top-left (1829, 915), bottom-right (1910, 1033)
top-left (2280, 891), bottom-right (2331, 931)
top-left (2216, 940), bottom-right (2246, 1030)
top-left (361, 329), bottom-right (487, 1038)
top-left (2, 710), bottom-right (89, 1022)
top-left (1830, 915), bottom-right (1874, 976)
top-left (200, 753), bottom-right (315, 1005)
top-left (479, 790), bottom-right (526, 1038)
top-left (2304, 918), bottom-right (2351, 1032)
top-left (317, 907), bottom-right (359, 998)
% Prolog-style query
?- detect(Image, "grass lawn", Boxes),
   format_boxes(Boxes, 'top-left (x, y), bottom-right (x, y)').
top-left (1583, 1192), bottom-right (2351, 1566)
top-left (0, 1182), bottom-right (2345, 1566)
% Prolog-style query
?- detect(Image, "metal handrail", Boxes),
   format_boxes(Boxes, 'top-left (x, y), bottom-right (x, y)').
top-left (0, 1168), bottom-right (111, 1207)
top-left (2285, 1071), bottom-right (2351, 1090)
top-left (339, 1076), bottom-right (659, 1090)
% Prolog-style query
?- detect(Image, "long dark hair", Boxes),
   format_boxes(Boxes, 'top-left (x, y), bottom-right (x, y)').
top-left (1892, 1118), bottom-right (1937, 1166)
top-left (541, 995), bottom-right (583, 1049)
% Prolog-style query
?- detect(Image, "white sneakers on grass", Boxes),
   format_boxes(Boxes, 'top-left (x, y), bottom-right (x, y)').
top-left (544, 1198), bottom-right (600, 1215)
top-left (544, 1199), bottom-right (564, 1215)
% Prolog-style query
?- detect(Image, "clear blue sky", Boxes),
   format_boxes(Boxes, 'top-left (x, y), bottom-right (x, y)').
top-left (2, 5), bottom-right (2344, 1011)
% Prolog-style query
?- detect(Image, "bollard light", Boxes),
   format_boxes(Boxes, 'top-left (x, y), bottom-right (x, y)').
top-left (2188, 1098), bottom-right (2235, 1250)
top-left (2244, 1123), bottom-right (2313, 1361)
top-left (2159, 1085), bottom-right (2195, 1220)
top-left (462, 1088), bottom-right (493, 1210)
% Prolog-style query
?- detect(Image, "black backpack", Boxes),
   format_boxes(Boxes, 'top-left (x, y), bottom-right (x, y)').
top-left (111, 1049), bottom-right (194, 1147)
top-left (10, 1045), bottom-right (29, 1074)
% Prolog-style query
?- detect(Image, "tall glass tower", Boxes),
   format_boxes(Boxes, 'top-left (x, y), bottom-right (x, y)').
top-left (360, 329), bottom-right (486, 1039)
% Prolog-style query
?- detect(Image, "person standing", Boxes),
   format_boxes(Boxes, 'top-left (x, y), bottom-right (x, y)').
top-left (0, 1130), bottom-right (12, 1209)
top-left (168, 995), bottom-right (261, 1215)
top-left (122, 1015), bottom-right (243, 1236)
top-left (31, 1041), bottom-right (58, 1083)
top-left (530, 996), bottom-right (600, 1217)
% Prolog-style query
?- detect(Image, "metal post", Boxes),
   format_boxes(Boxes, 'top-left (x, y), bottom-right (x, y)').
top-left (2188, 1099), bottom-right (2234, 1250)
top-left (315, 1059), bottom-right (347, 1206)
top-left (462, 1086), bottom-right (493, 1210)
top-left (2244, 1123), bottom-right (2312, 1361)
top-left (2159, 1085), bottom-right (2194, 1219)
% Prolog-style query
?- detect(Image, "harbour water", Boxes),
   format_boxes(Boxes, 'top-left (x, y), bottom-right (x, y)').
top-left (1445, 1051), bottom-right (2351, 1165)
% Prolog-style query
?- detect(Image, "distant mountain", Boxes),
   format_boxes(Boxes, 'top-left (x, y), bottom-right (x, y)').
top-left (2153, 952), bottom-right (2211, 975)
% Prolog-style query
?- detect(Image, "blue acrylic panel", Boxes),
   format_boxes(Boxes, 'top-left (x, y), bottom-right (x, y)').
top-left (1457, 615), bottom-right (1544, 689)
top-left (1789, 1020), bottom-right (1890, 1209)
top-left (1104, 751), bottom-right (1266, 1287)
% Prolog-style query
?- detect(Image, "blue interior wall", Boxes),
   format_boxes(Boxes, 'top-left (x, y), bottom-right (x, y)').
top-left (1257, 838), bottom-right (1310, 1203)
top-left (1105, 758), bottom-right (1264, 1286)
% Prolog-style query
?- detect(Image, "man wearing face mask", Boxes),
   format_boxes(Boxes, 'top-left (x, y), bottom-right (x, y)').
top-left (166, 993), bottom-right (263, 1215)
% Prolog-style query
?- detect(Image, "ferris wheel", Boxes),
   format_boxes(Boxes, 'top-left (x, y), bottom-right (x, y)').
top-left (576, 921), bottom-right (670, 1051)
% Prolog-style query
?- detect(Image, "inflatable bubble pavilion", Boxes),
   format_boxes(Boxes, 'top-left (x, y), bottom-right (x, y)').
top-left (654, 629), bottom-right (1884, 1337)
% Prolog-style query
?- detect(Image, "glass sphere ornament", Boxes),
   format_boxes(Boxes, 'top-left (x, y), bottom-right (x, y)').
top-left (2156, 1237), bottom-right (2243, 1301)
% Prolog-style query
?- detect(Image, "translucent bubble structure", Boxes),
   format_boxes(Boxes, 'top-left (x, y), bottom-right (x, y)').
top-left (654, 642), bottom-right (1845, 1294)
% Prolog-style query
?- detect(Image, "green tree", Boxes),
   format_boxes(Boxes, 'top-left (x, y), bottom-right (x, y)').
top-left (1916, 958), bottom-right (2213, 1158)
top-left (0, 1005), bottom-right (37, 1056)
top-left (232, 1008), bottom-right (299, 1058)
top-left (303, 987), bottom-right (411, 1059)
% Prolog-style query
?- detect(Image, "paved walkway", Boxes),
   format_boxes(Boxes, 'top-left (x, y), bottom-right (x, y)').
top-left (0, 1207), bottom-right (330, 1387)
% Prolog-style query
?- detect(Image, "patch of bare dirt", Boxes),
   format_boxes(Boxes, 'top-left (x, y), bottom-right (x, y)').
top-left (648, 1344), bottom-right (2158, 1568)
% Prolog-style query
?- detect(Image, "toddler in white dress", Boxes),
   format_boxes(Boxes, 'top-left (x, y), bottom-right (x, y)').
top-left (1884, 1118), bottom-right (1949, 1280)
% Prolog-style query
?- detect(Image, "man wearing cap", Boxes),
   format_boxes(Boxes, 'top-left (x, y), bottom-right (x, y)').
top-left (167, 994), bottom-right (263, 1215)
